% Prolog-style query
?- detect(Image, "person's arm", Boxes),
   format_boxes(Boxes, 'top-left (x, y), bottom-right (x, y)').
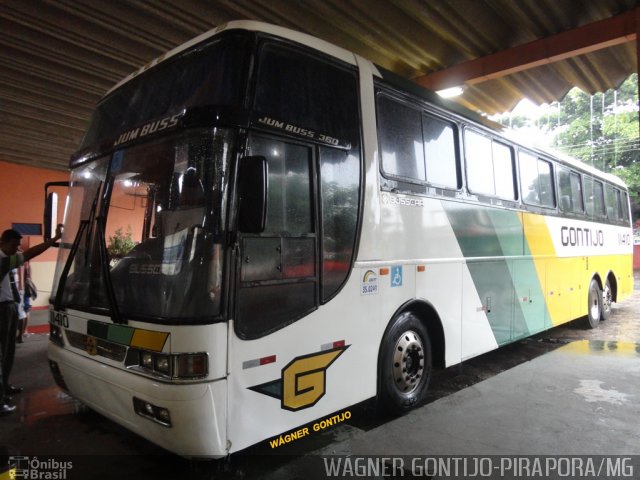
top-left (23, 224), bottom-right (63, 262)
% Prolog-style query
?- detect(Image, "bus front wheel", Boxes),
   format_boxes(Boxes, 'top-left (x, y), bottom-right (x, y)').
top-left (584, 279), bottom-right (603, 329)
top-left (378, 312), bottom-right (432, 414)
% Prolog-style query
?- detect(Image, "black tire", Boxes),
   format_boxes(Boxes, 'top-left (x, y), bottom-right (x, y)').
top-left (584, 279), bottom-right (602, 329)
top-left (378, 312), bottom-right (432, 414)
top-left (601, 278), bottom-right (613, 321)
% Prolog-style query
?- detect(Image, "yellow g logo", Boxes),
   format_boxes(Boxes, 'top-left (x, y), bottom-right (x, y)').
top-left (249, 346), bottom-right (349, 411)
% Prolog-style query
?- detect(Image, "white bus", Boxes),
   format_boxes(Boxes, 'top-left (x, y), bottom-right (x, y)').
top-left (47, 21), bottom-right (634, 458)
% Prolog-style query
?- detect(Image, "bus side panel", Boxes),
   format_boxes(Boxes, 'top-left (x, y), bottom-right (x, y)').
top-left (442, 203), bottom-right (549, 348)
top-left (226, 272), bottom-right (383, 454)
top-left (375, 194), bottom-right (501, 365)
top-left (524, 213), bottom-right (634, 326)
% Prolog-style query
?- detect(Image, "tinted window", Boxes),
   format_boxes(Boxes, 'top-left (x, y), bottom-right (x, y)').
top-left (584, 176), bottom-right (595, 215)
top-left (570, 171), bottom-right (584, 213)
top-left (255, 44), bottom-right (359, 144)
top-left (253, 138), bottom-right (313, 234)
top-left (604, 184), bottom-right (620, 219)
top-left (557, 167), bottom-right (584, 213)
top-left (320, 147), bottom-right (360, 302)
top-left (378, 96), bottom-right (425, 181)
top-left (592, 180), bottom-right (605, 217)
top-left (519, 152), bottom-right (555, 208)
top-left (538, 160), bottom-right (555, 207)
top-left (238, 135), bottom-right (317, 338)
top-left (83, 33), bottom-right (250, 149)
top-left (423, 115), bottom-right (458, 188)
top-left (621, 191), bottom-right (630, 221)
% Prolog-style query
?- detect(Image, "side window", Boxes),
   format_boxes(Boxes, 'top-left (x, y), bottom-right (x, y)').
top-left (378, 95), bottom-right (425, 182)
top-left (465, 130), bottom-right (515, 199)
top-left (538, 160), bottom-right (554, 207)
top-left (465, 131), bottom-right (494, 195)
top-left (569, 171), bottom-right (584, 213)
top-left (518, 152), bottom-right (555, 208)
top-left (592, 180), bottom-right (605, 217)
top-left (604, 184), bottom-right (620, 220)
top-left (262, 141), bottom-right (313, 235)
top-left (493, 141), bottom-right (516, 200)
top-left (584, 176), bottom-right (594, 216)
top-left (557, 167), bottom-right (584, 213)
top-left (519, 152), bottom-right (540, 205)
top-left (254, 43), bottom-right (359, 144)
top-left (423, 114), bottom-right (458, 188)
top-left (621, 191), bottom-right (631, 222)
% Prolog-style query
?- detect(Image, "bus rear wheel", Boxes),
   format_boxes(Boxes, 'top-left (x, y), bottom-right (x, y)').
top-left (584, 279), bottom-right (602, 329)
top-left (601, 278), bottom-right (613, 321)
top-left (378, 312), bottom-right (432, 414)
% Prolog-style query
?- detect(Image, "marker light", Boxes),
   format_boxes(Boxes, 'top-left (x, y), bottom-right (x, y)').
top-left (177, 353), bottom-right (208, 378)
top-left (133, 397), bottom-right (172, 427)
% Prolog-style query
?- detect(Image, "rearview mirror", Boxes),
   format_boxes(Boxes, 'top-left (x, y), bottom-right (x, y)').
top-left (237, 156), bottom-right (268, 234)
top-left (44, 181), bottom-right (70, 242)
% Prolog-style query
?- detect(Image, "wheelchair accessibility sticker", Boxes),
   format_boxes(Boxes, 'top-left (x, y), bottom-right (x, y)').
top-left (391, 265), bottom-right (403, 287)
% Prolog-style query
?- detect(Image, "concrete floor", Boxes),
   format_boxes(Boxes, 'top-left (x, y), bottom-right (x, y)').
top-left (1, 272), bottom-right (639, 479)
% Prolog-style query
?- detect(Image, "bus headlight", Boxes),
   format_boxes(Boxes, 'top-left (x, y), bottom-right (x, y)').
top-left (141, 352), bottom-right (153, 369)
top-left (154, 354), bottom-right (170, 375)
top-left (126, 349), bottom-right (208, 380)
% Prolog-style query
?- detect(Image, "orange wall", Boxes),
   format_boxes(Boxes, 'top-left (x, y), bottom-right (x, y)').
top-left (0, 160), bottom-right (69, 306)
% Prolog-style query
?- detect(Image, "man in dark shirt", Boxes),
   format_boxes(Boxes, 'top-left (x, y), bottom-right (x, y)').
top-left (0, 225), bottom-right (62, 416)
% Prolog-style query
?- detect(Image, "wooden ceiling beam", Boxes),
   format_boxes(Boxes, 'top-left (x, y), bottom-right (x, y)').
top-left (415, 7), bottom-right (638, 91)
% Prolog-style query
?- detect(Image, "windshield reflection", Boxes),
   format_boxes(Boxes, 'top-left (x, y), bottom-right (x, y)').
top-left (54, 128), bottom-right (233, 322)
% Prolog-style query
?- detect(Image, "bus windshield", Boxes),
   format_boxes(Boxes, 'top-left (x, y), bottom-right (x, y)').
top-left (52, 128), bottom-right (234, 323)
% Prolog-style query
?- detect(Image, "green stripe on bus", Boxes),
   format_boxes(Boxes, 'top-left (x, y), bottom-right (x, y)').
top-left (443, 203), bottom-right (550, 345)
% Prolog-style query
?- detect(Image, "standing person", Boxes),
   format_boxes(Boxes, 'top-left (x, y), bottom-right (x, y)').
top-left (0, 225), bottom-right (62, 416)
top-left (16, 262), bottom-right (34, 344)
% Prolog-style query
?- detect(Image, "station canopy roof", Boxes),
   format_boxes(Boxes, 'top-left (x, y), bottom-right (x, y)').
top-left (0, 0), bottom-right (637, 170)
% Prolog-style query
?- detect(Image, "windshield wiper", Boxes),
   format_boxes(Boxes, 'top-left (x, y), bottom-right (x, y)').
top-left (53, 219), bottom-right (88, 311)
top-left (54, 181), bottom-right (123, 324)
top-left (95, 215), bottom-right (123, 324)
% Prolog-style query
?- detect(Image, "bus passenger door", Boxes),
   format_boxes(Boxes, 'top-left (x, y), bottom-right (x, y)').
top-left (235, 134), bottom-right (318, 339)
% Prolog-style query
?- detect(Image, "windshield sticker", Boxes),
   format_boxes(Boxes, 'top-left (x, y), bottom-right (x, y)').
top-left (361, 269), bottom-right (378, 296)
top-left (111, 150), bottom-right (124, 172)
top-left (113, 112), bottom-right (183, 148)
top-left (391, 265), bottom-right (403, 288)
top-left (253, 115), bottom-right (352, 149)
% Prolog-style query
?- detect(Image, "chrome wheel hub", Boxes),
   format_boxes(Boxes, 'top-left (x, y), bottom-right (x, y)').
top-left (392, 330), bottom-right (424, 394)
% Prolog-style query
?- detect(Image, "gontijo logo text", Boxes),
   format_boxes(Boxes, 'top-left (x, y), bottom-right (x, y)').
top-left (249, 346), bottom-right (349, 411)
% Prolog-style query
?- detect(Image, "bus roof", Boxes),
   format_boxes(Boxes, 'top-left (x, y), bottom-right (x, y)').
top-left (103, 20), bottom-right (628, 192)
top-left (503, 131), bottom-right (628, 189)
top-left (105, 20), bottom-right (357, 97)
